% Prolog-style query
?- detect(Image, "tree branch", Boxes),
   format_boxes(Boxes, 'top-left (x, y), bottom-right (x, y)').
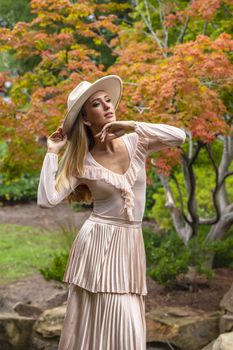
top-left (178, 16), bottom-right (190, 44)
top-left (203, 20), bottom-right (208, 35)
top-left (158, 174), bottom-right (192, 244)
top-left (170, 173), bottom-right (192, 225)
top-left (156, 0), bottom-right (168, 48)
top-left (181, 142), bottom-right (203, 236)
top-left (134, 0), bottom-right (166, 55)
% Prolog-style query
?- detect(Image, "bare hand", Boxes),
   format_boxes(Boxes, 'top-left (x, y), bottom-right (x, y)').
top-left (47, 127), bottom-right (67, 153)
top-left (95, 121), bottom-right (136, 143)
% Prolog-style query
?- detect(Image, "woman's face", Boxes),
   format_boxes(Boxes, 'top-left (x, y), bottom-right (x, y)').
top-left (82, 90), bottom-right (116, 131)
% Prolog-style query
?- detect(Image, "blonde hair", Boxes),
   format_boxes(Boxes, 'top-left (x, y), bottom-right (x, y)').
top-left (55, 107), bottom-right (94, 204)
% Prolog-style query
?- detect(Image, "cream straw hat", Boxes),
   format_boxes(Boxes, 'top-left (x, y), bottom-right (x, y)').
top-left (62, 75), bottom-right (123, 138)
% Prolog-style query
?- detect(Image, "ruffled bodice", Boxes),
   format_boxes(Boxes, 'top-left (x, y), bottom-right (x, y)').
top-left (37, 122), bottom-right (186, 222)
top-left (78, 133), bottom-right (148, 221)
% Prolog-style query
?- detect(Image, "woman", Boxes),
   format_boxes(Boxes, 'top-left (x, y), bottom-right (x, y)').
top-left (37, 75), bottom-right (186, 350)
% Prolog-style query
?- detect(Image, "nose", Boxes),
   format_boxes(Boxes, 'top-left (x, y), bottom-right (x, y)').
top-left (102, 100), bottom-right (110, 110)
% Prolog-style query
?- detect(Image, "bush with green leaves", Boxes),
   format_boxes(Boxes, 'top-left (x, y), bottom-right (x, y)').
top-left (40, 251), bottom-right (69, 282)
top-left (143, 226), bottom-right (233, 288)
top-left (0, 173), bottom-right (39, 203)
top-left (144, 166), bottom-right (160, 219)
top-left (40, 224), bottom-right (77, 282)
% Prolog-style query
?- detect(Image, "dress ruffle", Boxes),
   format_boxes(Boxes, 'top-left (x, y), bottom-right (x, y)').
top-left (81, 136), bottom-right (149, 222)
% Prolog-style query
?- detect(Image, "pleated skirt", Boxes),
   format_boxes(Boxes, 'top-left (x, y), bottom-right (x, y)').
top-left (58, 213), bottom-right (147, 350)
top-left (58, 284), bottom-right (146, 350)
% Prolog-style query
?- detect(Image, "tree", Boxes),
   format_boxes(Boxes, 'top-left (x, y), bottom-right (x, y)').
top-left (0, 0), bottom-right (128, 177)
top-left (106, 0), bottom-right (233, 246)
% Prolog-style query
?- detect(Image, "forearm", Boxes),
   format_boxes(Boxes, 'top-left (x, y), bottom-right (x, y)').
top-left (37, 153), bottom-right (77, 208)
top-left (132, 121), bottom-right (186, 153)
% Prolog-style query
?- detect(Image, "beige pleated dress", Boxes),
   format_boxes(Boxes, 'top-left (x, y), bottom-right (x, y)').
top-left (37, 122), bottom-right (186, 350)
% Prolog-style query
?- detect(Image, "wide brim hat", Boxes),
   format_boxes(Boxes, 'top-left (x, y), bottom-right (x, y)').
top-left (62, 75), bottom-right (123, 138)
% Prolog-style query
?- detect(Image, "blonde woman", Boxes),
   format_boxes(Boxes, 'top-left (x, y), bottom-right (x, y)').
top-left (37, 75), bottom-right (186, 350)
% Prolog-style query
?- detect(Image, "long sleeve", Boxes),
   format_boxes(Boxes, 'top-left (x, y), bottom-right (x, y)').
top-left (134, 122), bottom-right (186, 155)
top-left (37, 152), bottom-right (81, 208)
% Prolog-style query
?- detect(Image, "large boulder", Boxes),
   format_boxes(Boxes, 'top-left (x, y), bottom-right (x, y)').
top-left (219, 313), bottom-right (233, 333)
top-left (146, 306), bottom-right (221, 350)
top-left (219, 282), bottom-right (233, 334)
top-left (33, 304), bottom-right (66, 338)
top-left (220, 283), bottom-right (233, 313)
top-left (31, 304), bottom-right (67, 350)
top-left (13, 302), bottom-right (42, 318)
top-left (0, 312), bottom-right (35, 350)
top-left (202, 332), bottom-right (233, 350)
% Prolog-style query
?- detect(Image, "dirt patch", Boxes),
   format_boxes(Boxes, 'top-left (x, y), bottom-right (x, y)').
top-left (146, 268), bottom-right (233, 313)
top-left (0, 201), bottom-right (92, 231)
top-left (0, 202), bottom-right (232, 314)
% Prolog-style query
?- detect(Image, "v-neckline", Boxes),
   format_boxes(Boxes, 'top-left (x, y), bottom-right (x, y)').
top-left (87, 135), bottom-right (133, 176)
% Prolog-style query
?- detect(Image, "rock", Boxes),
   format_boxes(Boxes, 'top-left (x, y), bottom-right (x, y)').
top-left (0, 297), bottom-right (14, 313)
top-left (0, 312), bottom-right (36, 350)
top-left (45, 291), bottom-right (68, 309)
top-left (34, 304), bottom-right (67, 338)
top-left (219, 313), bottom-right (233, 333)
top-left (146, 306), bottom-right (221, 350)
top-left (220, 283), bottom-right (233, 313)
top-left (13, 302), bottom-right (42, 318)
top-left (201, 341), bottom-right (215, 350)
top-left (212, 332), bottom-right (233, 350)
top-left (146, 342), bottom-right (181, 349)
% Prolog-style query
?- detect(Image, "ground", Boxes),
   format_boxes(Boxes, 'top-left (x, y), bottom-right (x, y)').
top-left (0, 202), bottom-right (232, 313)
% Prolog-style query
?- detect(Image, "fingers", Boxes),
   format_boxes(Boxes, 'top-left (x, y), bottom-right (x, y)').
top-left (49, 127), bottom-right (66, 141)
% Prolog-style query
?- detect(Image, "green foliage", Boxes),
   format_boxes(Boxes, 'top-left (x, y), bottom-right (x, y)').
top-left (149, 140), bottom-right (233, 230)
top-left (211, 228), bottom-right (233, 269)
top-left (143, 226), bottom-right (233, 288)
top-left (0, 0), bottom-right (33, 28)
top-left (70, 202), bottom-right (92, 212)
top-left (40, 224), bottom-right (77, 282)
top-left (131, 0), bottom-right (232, 46)
top-left (40, 251), bottom-right (69, 282)
top-left (144, 166), bottom-right (160, 219)
top-left (0, 173), bottom-right (39, 203)
top-left (150, 186), bottom-right (173, 230)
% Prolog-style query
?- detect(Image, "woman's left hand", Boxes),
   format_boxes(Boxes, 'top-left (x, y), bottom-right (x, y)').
top-left (95, 121), bottom-right (136, 142)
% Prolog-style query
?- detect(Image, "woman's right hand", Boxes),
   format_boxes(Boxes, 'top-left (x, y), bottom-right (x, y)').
top-left (47, 127), bottom-right (67, 154)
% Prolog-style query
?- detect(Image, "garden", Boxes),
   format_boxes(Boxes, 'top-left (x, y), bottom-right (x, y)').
top-left (0, 0), bottom-right (233, 349)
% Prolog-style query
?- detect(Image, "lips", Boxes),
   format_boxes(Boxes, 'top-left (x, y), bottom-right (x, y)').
top-left (104, 112), bottom-right (113, 117)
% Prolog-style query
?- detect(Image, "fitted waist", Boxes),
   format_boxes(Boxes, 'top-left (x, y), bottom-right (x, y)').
top-left (88, 212), bottom-right (142, 228)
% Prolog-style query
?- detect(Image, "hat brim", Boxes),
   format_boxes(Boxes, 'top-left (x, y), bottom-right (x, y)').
top-left (62, 75), bottom-right (123, 137)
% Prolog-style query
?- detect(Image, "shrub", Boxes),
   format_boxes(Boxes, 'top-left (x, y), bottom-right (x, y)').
top-left (40, 224), bottom-right (77, 282)
top-left (143, 227), bottom-right (233, 288)
top-left (40, 251), bottom-right (69, 282)
top-left (0, 173), bottom-right (39, 203)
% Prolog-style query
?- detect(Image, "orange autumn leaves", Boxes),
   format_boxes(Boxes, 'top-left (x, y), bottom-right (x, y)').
top-left (0, 0), bottom-right (232, 177)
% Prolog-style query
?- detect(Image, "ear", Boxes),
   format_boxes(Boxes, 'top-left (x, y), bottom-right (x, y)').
top-left (83, 119), bottom-right (92, 127)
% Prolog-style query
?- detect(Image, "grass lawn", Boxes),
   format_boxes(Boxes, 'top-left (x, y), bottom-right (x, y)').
top-left (0, 223), bottom-right (64, 284)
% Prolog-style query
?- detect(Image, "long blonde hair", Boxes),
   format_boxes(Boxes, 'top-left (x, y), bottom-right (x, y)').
top-left (55, 107), bottom-right (94, 204)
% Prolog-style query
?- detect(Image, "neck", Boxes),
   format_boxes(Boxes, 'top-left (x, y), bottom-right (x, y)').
top-left (92, 137), bottom-right (117, 153)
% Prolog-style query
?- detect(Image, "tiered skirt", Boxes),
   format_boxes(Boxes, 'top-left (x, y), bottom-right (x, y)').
top-left (58, 213), bottom-right (147, 350)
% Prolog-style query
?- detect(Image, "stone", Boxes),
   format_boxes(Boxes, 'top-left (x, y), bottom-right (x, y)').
top-left (13, 302), bottom-right (42, 318)
top-left (220, 283), bottom-right (233, 313)
top-left (219, 313), bottom-right (233, 333)
top-left (0, 297), bottom-right (14, 313)
top-left (45, 291), bottom-right (68, 309)
top-left (0, 312), bottom-right (36, 350)
top-left (146, 306), bottom-right (221, 350)
top-left (212, 332), bottom-right (233, 350)
top-left (201, 341), bottom-right (216, 350)
top-left (34, 304), bottom-right (67, 338)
